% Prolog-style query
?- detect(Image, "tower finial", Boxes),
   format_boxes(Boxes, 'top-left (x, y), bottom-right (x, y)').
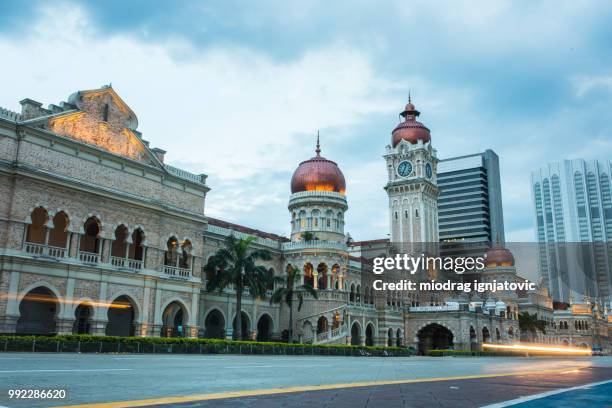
top-left (315, 131), bottom-right (321, 156)
top-left (408, 91), bottom-right (411, 104)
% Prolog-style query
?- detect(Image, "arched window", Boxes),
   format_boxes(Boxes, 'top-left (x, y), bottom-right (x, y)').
top-left (164, 237), bottom-right (179, 266)
top-left (26, 207), bottom-right (48, 245)
top-left (111, 225), bottom-right (129, 259)
top-left (129, 229), bottom-right (145, 262)
top-left (79, 217), bottom-right (101, 263)
top-left (48, 212), bottom-right (69, 250)
top-left (179, 240), bottom-right (192, 269)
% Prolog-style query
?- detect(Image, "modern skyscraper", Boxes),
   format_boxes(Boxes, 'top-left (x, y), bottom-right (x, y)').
top-left (531, 159), bottom-right (612, 303)
top-left (437, 150), bottom-right (505, 252)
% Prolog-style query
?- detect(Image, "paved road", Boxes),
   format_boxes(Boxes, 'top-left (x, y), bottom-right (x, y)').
top-left (0, 353), bottom-right (610, 407)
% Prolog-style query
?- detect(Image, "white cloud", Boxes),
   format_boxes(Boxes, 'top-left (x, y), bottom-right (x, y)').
top-left (573, 75), bottom-right (612, 97)
top-left (0, 2), bottom-right (401, 235)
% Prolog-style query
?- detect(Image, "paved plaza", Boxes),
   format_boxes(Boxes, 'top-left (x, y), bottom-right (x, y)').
top-left (0, 354), bottom-right (611, 407)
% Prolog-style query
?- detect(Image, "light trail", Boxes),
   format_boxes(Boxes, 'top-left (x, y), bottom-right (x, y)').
top-left (482, 343), bottom-right (592, 354)
top-left (0, 293), bottom-right (132, 309)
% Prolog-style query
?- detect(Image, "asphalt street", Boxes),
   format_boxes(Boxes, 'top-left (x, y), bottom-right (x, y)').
top-left (0, 353), bottom-right (610, 407)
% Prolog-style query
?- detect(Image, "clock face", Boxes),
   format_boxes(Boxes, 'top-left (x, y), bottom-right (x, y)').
top-left (425, 163), bottom-right (433, 179)
top-left (397, 161), bottom-right (413, 177)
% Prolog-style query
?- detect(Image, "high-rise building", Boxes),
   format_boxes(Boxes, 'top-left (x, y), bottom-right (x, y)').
top-left (437, 150), bottom-right (505, 252)
top-left (531, 159), bottom-right (612, 303)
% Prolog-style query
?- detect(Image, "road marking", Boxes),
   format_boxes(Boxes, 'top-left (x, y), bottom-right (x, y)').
top-left (225, 364), bottom-right (329, 369)
top-left (0, 368), bottom-right (133, 374)
top-left (54, 366), bottom-right (588, 408)
top-left (481, 378), bottom-right (612, 407)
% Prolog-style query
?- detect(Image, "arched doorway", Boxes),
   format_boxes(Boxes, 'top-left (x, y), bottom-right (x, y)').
top-left (204, 310), bottom-right (225, 339)
top-left (16, 287), bottom-right (58, 335)
top-left (482, 327), bottom-right (491, 343)
top-left (396, 328), bottom-right (402, 347)
top-left (387, 328), bottom-right (393, 346)
top-left (317, 263), bottom-right (328, 289)
top-left (417, 324), bottom-right (454, 354)
top-left (350, 322), bottom-right (361, 345)
top-left (470, 326), bottom-right (478, 351)
top-left (303, 263), bottom-right (314, 287)
top-left (106, 295), bottom-right (135, 336)
top-left (73, 303), bottom-right (93, 334)
top-left (303, 321), bottom-right (314, 342)
top-left (365, 323), bottom-right (374, 346)
top-left (256, 314), bottom-right (273, 342)
top-left (233, 312), bottom-right (250, 340)
top-left (317, 316), bottom-right (328, 335)
top-left (161, 301), bottom-right (187, 338)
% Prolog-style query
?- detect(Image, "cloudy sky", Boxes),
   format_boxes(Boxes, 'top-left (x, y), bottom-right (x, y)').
top-left (1, 1), bottom-right (611, 241)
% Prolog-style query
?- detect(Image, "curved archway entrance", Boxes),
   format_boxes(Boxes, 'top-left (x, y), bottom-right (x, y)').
top-left (233, 312), bottom-right (250, 340)
top-left (470, 325), bottom-right (478, 351)
top-left (317, 316), bottom-right (328, 335)
top-left (417, 324), bottom-right (454, 354)
top-left (365, 323), bottom-right (374, 346)
top-left (161, 301), bottom-right (187, 337)
top-left (396, 328), bottom-right (402, 347)
top-left (73, 303), bottom-right (93, 334)
top-left (204, 310), bottom-right (225, 339)
top-left (482, 327), bottom-right (491, 343)
top-left (256, 314), bottom-right (273, 342)
top-left (387, 328), bottom-right (393, 346)
top-left (16, 287), bottom-right (58, 335)
top-left (350, 322), bottom-right (361, 345)
top-left (106, 296), bottom-right (135, 336)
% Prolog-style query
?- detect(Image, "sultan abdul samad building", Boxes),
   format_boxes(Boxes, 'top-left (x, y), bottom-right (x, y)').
top-left (0, 86), bottom-right (610, 352)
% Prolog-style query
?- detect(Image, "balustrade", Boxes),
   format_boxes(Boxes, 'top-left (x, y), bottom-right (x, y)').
top-left (24, 243), bottom-right (66, 258)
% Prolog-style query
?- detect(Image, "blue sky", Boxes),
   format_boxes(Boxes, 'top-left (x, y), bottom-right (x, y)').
top-left (1, 1), bottom-right (612, 241)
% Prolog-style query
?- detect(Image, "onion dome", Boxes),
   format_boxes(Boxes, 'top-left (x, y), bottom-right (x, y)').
top-left (391, 95), bottom-right (431, 147)
top-left (291, 134), bottom-right (346, 194)
top-left (484, 242), bottom-right (515, 267)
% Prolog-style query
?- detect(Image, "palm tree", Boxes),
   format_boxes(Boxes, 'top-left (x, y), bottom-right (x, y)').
top-left (270, 264), bottom-right (317, 343)
top-left (518, 311), bottom-right (546, 342)
top-left (204, 235), bottom-right (272, 340)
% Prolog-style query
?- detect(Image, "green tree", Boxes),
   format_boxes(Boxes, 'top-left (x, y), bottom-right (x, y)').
top-left (204, 235), bottom-right (272, 340)
top-left (300, 231), bottom-right (316, 242)
top-left (270, 264), bottom-right (317, 343)
top-left (518, 311), bottom-right (546, 341)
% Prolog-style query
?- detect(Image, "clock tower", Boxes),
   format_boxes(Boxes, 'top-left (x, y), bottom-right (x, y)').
top-left (384, 97), bottom-right (439, 251)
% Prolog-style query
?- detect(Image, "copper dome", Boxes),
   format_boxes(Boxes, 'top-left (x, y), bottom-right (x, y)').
top-left (291, 136), bottom-right (346, 195)
top-left (484, 244), bottom-right (515, 267)
top-left (391, 98), bottom-right (431, 147)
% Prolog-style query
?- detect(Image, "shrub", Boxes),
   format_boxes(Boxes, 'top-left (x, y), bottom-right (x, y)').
top-left (0, 335), bottom-right (415, 357)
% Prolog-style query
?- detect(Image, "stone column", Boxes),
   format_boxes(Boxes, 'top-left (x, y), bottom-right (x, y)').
top-left (90, 320), bottom-right (108, 336)
top-left (313, 272), bottom-right (318, 289)
top-left (0, 316), bottom-right (19, 334)
top-left (56, 318), bottom-right (75, 335)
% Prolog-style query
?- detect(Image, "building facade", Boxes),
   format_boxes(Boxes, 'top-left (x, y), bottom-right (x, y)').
top-left (531, 160), bottom-right (612, 304)
top-left (437, 150), bottom-right (505, 257)
top-left (0, 86), bottom-right (609, 353)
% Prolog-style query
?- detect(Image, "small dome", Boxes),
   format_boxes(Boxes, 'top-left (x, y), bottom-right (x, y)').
top-left (291, 136), bottom-right (346, 194)
top-left (391, 98), bottom-right (431, 147)
top-left (485, 243), bottom-right (515, 267)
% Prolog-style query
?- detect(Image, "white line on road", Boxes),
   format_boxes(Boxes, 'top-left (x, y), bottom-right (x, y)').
top-left (225, 364), bottom-right (329, 369)
top-left (481, 378), bottom-right (612, 407)
top-left (0, 368), bottom-right (133, 374)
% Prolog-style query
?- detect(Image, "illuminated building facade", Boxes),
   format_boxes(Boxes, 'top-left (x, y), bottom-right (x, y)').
top-left (0, 86), bottom-right (609, 352)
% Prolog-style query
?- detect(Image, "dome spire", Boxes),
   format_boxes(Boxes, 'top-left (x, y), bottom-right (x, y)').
top-left (315, 131), bottom-right (321, 156)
